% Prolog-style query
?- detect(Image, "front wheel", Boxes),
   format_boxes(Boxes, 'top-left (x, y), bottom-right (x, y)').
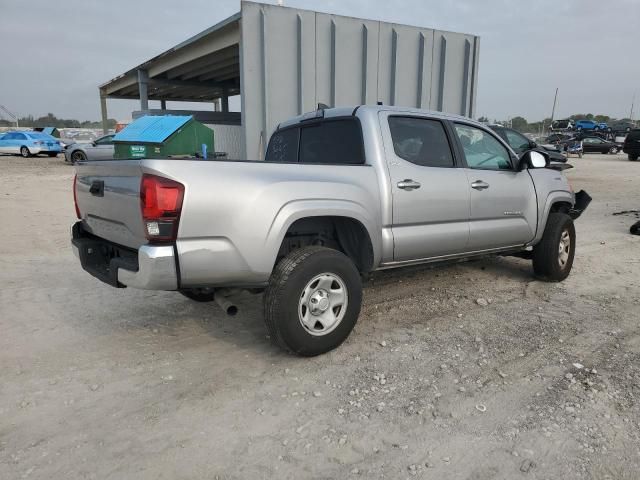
top-left (629, 154), bottom-right (638, 162)
top-left (20, 146), bottom-right (31, 158)
top-left (71, 150), bottom-right (87, 163)
top-left (532, 212), bottom-right (576, 282)
top-left (264, 246), bottom-right (362, 356)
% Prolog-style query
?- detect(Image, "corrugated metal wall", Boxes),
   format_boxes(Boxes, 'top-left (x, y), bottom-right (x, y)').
top-left (240, 1), bottom-right (479, 160)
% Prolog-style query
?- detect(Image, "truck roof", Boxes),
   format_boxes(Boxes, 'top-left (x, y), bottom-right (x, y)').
top-left (276, 105), bottom-right (482, 130)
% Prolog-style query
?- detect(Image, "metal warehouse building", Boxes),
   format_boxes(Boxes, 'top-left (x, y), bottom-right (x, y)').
top-left (99, 1), bottom-right (480, 160)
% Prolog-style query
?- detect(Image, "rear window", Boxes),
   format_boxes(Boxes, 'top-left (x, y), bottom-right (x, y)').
top-left (265, 127), bottom-right (298, 163)
top-left (27, 132), bottom-right (52, 140)
top-left (266, 118), bottom-right (365, 165)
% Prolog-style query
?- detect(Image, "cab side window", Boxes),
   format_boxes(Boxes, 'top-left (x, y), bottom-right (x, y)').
top-left (388, 116), bottom-right (454, 167)
top-left (454, 124), bottom-right (512, 170)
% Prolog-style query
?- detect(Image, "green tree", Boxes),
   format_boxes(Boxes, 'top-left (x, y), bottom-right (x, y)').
top-left (511, 116), bottom-right (528, 131)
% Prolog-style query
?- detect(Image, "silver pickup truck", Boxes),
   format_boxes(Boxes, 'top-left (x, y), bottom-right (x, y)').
top-left (72, 105), bottom-right (590, 356)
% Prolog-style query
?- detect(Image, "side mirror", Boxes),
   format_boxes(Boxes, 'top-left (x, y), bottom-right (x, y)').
top-left (529, 140), bottom-right (537, 149)
top-left (519, 150), bottom-right (548, 170)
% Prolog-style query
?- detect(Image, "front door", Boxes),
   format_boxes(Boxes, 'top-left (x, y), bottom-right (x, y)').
top-left (381, 113), bottom-right (470, 262)
top-left (451, 123), bottom-right (537, 251)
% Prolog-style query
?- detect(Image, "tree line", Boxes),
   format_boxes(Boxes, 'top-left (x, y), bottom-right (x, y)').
top-left (477, 114), bottom-right (635, 134)
top-left (0, 113), bottom-right (117, 129)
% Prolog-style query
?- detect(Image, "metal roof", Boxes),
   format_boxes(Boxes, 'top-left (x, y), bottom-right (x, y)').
top-left (113, 115), bottom-right (192, 143)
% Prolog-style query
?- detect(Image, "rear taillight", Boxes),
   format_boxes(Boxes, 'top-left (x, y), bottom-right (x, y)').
top-left (140, 174), bottom-right (184, 243)
top-left (73, 174), bottom-right (81, 219)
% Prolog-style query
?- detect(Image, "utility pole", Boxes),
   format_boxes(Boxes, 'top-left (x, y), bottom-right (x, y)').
top-left (630, 92), bottom-right (636, 125)
top-left (550, 88), bottom-right (559, 124)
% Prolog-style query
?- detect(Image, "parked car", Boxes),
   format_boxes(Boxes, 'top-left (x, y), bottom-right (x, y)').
top-left (490, 126), bottom-right (567, 162)
top-left (71, 105), bottom-right (590, 356)
top-left (610, 121), bottom-right (635, 135)
top-left (550, 119), bottom-right (574, 131)
top-left (623, 129), bottom-right (640, 161)
top-left (581, 136), bottom-right (620, 154)
top-left (0, 131), bottom-right (62, 157)
top-left (574, 120), bottom-right (598, 131)
top-left (64, 134), bottom-right (115, 163)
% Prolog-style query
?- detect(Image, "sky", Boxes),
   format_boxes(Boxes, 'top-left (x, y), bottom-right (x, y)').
top-left (0, 0), bottom-right (638, 123)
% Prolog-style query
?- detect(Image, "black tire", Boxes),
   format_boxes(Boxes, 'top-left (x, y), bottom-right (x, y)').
top-left (264, 246), bottom-right (362, 356)
top-left (71, 150), bottom-right (87, 163)
top-left (20, 146), bottom-right (31, 158)
top-left (532, 212), bottom-right (576, 282)
top-left (629, 154), bottom-right (638, 162)
top-left (47, 152), bottom-right (58, 157)
top-left (180, 288), bottom-right (215, 302)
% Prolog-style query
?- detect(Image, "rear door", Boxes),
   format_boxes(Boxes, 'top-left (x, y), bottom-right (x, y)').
top-left (75, 161), bottom-right (147, 249)
top-left (451, 122), bottom-right (537, 251)
top-left (381, 113), bottom-right (470, 261)
top-left (12, 133), bottom-right (28, 153)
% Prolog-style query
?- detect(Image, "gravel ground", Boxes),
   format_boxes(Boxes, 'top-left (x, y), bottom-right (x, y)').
top-left (1, 152), bottom-right (639, 479)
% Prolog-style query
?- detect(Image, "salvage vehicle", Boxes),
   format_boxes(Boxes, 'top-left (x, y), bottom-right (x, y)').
top-left (574, 120), bottom-right (599, 131)
top-left (71, 106), bottom-right (590, 356)
top-left (489, 125), bottom-right (567, 163)
top-left (549, 119), bottom-right (574, 131)
top-left (623, 129), bottom-right (640, 161)
top-left (581, 136), bottom-right (620, 154)
top-left (64, 134), bottom-right (115, 163)
top-left (0, 131), bottom-right (62, 157)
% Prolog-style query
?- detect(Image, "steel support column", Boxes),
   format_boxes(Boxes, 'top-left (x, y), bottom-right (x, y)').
top-left (99, 90), bottom-right (108, 134)
top-left (137, 69), bottom-right (149, 111)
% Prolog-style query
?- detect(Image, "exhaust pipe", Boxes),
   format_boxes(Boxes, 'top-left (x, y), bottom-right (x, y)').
top-left (214, 289), bottom-right (238, 316)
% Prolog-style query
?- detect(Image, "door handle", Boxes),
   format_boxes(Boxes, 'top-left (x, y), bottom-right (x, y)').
top-left (90, 180), bottom-right (104, 197)
top-left (397, 179), bottom-right (421, 190)
top-left (471, 180), bottom-right (490, 191)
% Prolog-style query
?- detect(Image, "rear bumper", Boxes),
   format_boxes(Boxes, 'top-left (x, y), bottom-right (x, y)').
top-left (71, 222), bottom-right (178, 290)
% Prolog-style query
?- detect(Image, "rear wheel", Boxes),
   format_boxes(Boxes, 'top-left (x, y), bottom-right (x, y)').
top-left (532, 212), bottom-right (576, 282)
top-left (629, 154), bottom-right (638, 161)
top-left (264, 246), bottom-right (362, 356)
top-left (180, 288), bottom-right (215, 302)
top-left (20, 146), bottom-right (31, 158)
top-left (71, 150), bottom-right (87, 163)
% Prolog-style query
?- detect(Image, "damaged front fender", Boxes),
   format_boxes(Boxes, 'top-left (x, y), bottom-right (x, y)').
top-left (569, 190), bottom-right (592, 220)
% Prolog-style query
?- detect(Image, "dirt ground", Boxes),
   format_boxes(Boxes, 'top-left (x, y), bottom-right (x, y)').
top-left (1, 152), bottom-right (639, 480)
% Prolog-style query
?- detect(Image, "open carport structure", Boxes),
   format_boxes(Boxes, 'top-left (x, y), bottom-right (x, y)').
top-left (99, 1), bottom-right (480, 160)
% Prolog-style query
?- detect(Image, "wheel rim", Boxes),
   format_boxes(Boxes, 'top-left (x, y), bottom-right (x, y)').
top-left (558, 229), bottom-right (571, 268)
top-left (21, 147), bottom-right (28, 157)
top-left (610, 147), bottom-right (617, 154)
top-left (298, 273), bottom-right (348, 336)
top-left (72, 152), bottom-right (85, 162)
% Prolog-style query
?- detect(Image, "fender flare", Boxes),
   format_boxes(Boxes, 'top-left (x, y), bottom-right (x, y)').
top-left (531, 191), bottom-right (574, 245)
top-left (262, 199), bottom-right (382, 272)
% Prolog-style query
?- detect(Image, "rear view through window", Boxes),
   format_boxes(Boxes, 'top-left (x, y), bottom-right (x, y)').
top-left (266, 118), bottom-right (365, 165)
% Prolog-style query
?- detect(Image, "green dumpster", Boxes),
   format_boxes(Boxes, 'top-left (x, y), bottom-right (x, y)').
top-left (112, 115), bottom-right (214, 159)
